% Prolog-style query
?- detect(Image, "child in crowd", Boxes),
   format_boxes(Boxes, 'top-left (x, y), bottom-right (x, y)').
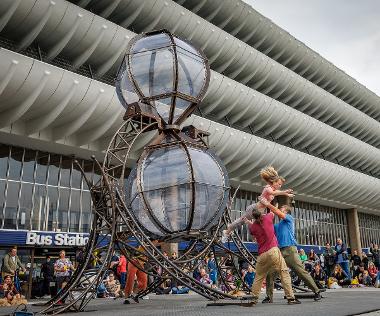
top-left (222, 166), bottom-right (294, 242)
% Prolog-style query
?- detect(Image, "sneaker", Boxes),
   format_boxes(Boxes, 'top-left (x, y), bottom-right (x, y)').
top-left (221, 230), bottom-right (230, 243)
top-left (262, 296), bottom-right (273, 304)
top-left (287, 298), bottom-right (301, 305)
top-left (123, 299), bottom-right (130, 304)
top-left (314, 292), bottom-right (322, 301)
top-left (141, 295), bottom-right (149, 300)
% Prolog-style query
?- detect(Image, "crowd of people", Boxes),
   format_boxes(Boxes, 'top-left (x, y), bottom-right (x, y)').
top-left (296, 242), bottom-right (380, 289)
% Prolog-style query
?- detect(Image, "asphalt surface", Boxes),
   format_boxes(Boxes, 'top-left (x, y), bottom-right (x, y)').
top-left (1, 288), bottom-right (380, 316)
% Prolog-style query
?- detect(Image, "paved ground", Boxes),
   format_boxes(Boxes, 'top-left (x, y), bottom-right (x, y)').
top-left (1, 288), bottom-right (380, 316)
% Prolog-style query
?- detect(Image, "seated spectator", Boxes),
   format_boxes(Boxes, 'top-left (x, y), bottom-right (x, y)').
top-left (310, 264), bottom-right (326, 289)
top-left (359, 270), bottom-right (373, 287)
top-left (361, 252), bottom-right (369, 269)
top-left (169, 277), bottom-right (189, 294)
top-left (0, 275), bottom-right (27, 306)
top-left (368, 262), bottom-right (378, 283)
top-left (155, 279), bottom-right (172, 295)
top-left (299, 249), bottom-right (307, 263)
top-left (308, 249), bottom-right (318, 263)
top-left (104, 272), bottom-right (121, 298)
top-left (243, 265), bottom-right (256, 288)
top-left (224, 268), bottom-right (236, 291)
top-left (353, 263), bottom-right (366, 279)
top-left (199, 268), bottom-right (212, 286)
top-left (330, 264), bottom-right (351, 287)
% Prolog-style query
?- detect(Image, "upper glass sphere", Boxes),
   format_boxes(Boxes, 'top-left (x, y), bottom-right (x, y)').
top-left (116, 30), bottom-right (210, 126)
top-left (125, 136), bottom-right (229, 240)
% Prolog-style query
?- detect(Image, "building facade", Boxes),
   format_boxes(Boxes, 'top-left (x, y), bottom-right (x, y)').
top-left (0, 0), bottom-right (380, 295)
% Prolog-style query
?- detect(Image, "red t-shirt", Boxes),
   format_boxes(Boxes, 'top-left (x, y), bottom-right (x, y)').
top-left (118, 255), bottom-right (127, 273)
top-left (249, 212), bottom-right (278, 255)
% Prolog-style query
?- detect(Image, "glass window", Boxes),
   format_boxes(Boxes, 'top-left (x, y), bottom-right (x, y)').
top-left (8, 147), bottom-right (23, 181)
top-left (58, 188), bottom-right (69, 231)
top-left (35, 152), bottom-right (49, 184)
top-left (0, 180), bottom-right (6, 228)
top-left (47, 186), bottom-right (58, 231)
top-left (81, 191), bottom-right (92, 233)
top-left (22, 149), bottom-right (36, 183)
top-left (69, 190), bottom-right (80, 232)
top-left (48, 154), bottom-right (61, 186)
top-left (18, 183), bottom-right (33, 230)
top-left (71, 161), bottom-right (83, 189)
top-left (4, 182), bottom-right (20, 229)
top-left (60, 157), bottom-right (72, 188)
top-left (32, 185), bottom-right (47, 230)
top-left (0, 145), bottom-right (9, 179)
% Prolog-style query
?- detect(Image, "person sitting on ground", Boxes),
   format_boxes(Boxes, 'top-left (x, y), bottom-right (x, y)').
top-left (361, 252), bottom-right (369, 269)
top-left (199, 268), bottom-right (212, 286)
top-left (243, 265), bottom-right (256, 288)
top-left (353, 263), bottom-right (366, 279)
top-left (0, 275), bottom-right (27, 306)
top-left (310, 264), bottom-right (326, 289)
top-left (359, 270), bottom-right (373, 287)
top-left (367, 262), bottom-right (378, 284)
top-left (224, 268), bottom-right (236, 292)
top-left (331, 264), bottom-right (351, 287)
top-left (104, 271), bottom-right (121, 298)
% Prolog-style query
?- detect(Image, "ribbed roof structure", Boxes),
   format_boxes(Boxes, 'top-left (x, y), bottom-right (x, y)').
top-left (0, 0), bottom-right (379, 213)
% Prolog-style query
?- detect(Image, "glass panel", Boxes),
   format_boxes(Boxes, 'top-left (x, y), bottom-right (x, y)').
top-left (0, 180), bottom-right (5, 227)
top-left (130, 47), bottom-right (174, 99)
top-left (8, 147), bottom-right (23, 180)
top-left (172, 98), bottom-right (190, 123)
top-left (188, 148), bottom-right (224, 186)
top-left (18, 183), bottom-right (33, 230)
top-left (22, 149), bottom-right (36, 183)
top-left (131, 33), bottom-right (172, 54)
top-left (4, 182), bottom-right (20, 229)
top-left (70, 190), bottom-right (80, 232)
top-left (116, 58), bottom-right (139, 107)
top-left (127, 169), bottom-right (163, 236)
top-left (81, 191), bottom-right (92, 233)
top-left (155, 98), bottom-right (171, 122)
top-left (48, 154), bottom-right (61, 186)
top-left (60, 157), bottom-right (72, 188)
top-left (145, 184), bottom-right (191, 232)
top-left (35, 152), bottom-right (49, 184)
top-left (58, 188), bottom-right (69, 232)
top-left (176, 46), bottom-right (206, 98)
top-left (142, 146), bottom-right (190, 191)
top-left (0, 145), bottom-right (8, 179)
top-left (32, 185), bottom-right (47, 230)
top-left (71, 160), bottom-right (82, 189)
top-left (47, 186), bottom-right (58, 231)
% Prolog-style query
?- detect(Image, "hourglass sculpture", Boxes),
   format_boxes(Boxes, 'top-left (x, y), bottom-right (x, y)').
top-left (41, 30), bottom-right (305, 315)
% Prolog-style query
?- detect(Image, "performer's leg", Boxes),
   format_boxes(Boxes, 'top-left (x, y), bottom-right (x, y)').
top-left (271, 247), bottom-right (295, 300)
top-left (124, 261), bottom-right (138, 297)
top-left (136, 268), bottom-right (148, 292)
top-left (282, 246), bottom-right (320, 294)
top-left (265, 272), bottom-right (275, 301)
top-left (251, 251), bottom-right (269, 300)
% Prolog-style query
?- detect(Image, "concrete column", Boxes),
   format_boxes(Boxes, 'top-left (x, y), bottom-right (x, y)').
top-left (346, 208), bottom-right (362, 255)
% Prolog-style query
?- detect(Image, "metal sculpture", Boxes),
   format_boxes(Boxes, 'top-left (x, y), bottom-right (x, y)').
top-left (40, 30), bottom-right (306, 315)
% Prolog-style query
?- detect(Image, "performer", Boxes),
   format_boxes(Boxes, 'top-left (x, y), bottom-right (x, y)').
top-left (123, 246), bottom-right (148, 304)
top-left (262, 203), bottom-right (322, 303)
top-left (245, 209), bottom-right (300, 305)
top-left (222, 166), bottom-right (294, 242)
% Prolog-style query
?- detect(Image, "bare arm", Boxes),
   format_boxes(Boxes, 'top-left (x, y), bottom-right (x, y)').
top-left (272, 189), bottom-right (294, 197)
top-left (266, 204), bottom-right (286, 220)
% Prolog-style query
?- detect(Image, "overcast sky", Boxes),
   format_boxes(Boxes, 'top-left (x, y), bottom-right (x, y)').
top-left (244, 0), bottom-right (380, 96)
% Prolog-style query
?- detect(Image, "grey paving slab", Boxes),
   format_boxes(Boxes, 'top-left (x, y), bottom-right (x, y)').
top-left (1, 288), bottom-right (380, 316)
